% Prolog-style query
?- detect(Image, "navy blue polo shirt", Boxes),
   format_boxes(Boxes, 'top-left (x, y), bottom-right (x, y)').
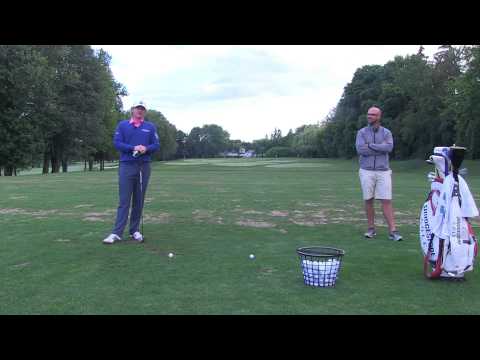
top-left (113, 119), bottom-right (160, 162)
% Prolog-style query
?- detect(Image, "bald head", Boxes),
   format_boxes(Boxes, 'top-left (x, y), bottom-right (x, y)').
top-left (367, 107), bottom-right (382, 127)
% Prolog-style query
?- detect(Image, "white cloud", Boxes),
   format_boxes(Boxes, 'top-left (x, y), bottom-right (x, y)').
top-left (92, 45), bottom-right (442, 141)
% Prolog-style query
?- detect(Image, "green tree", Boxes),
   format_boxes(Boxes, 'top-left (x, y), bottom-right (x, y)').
top-left (252, 136), bottom-right (271, 157)
top-left (449, 46), bottom-right (480, 158)
top-left (175, 130), bottom-right (188, 159)
top-left (270, 128), bottom-right (282, 146)
top-left (186, 124), bottom-right (230, 158)
top-left (324, 47), bottom-right (463, 160)
top-left (265, 146), bottom-right (294, 157)
top-left (146, 110), bottom-right (178, 161)
top-left (292, 124), bottom-right (324, 157)
top-left (330, 65), bottom-right (385, 158)
top-left (35, 45), bottom-right (123, 173)
top-left (228, 139), bottom-right (243, 153)
top-left (0, 45), bottom-right (55, 176)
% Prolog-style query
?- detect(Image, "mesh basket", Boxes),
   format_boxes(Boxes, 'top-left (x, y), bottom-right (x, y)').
top-left (296, 246), bottom-right (345, 287)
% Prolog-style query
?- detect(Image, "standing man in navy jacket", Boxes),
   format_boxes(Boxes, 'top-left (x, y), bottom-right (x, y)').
top-left (103, 101), bottom-right (160, 244)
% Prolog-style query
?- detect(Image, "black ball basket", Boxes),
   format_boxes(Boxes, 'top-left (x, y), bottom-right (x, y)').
top-left (297, 246), bottom-right (345, 287)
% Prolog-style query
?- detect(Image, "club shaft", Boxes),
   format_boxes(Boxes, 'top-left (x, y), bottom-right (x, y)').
top-left (140, 166), bottom-right (143, 236)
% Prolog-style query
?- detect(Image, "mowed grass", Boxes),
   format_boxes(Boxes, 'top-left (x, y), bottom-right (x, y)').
top-left (1, 157), bottom-right (480, 314)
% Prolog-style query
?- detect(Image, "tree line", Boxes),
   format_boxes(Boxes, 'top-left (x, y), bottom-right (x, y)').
top-left (251, 45), bottom-right (480, 160)
top-left (2, 45), bottom-right (479, 176)
top-left (0, 45), bottom-right (126, 175)
top-left (0, 45), bottom-right (182, 176)
top-left (0, 45), bottom-right (251, 176)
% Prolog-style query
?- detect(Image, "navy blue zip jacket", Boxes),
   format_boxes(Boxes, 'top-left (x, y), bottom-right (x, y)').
top-left (113, 119), bottom-right (160, 162)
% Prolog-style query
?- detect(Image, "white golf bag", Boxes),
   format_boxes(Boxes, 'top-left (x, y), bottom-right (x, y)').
top-left (419, 146), bottom-right (478, 279)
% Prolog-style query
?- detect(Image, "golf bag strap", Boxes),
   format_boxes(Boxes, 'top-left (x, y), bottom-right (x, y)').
top-left (424, 237), bottom-right (444, 279)
top-left (468, 221), bottom-right (479, 257)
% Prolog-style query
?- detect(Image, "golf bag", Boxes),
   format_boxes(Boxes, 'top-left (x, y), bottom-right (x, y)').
top-left (419, 146), bottom-right (478, 280)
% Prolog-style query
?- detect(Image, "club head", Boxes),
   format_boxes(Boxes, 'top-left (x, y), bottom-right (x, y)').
top-left (449, 145), bottom-right (467, 172)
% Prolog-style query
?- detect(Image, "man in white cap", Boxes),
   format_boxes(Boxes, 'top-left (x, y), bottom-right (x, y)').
top-left (103, 101), bottom-right (160, 244)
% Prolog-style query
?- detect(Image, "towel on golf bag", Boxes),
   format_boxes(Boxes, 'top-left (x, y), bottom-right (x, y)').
top-left (429, 174), bottom-right (478, 274)
top-left (431, 174), bottom-right (479, 239)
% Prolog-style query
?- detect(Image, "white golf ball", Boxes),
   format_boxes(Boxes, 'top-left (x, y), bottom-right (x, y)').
top-left (249, 254), bottom-right (255, 260)
top-left (168, 252), bottom-right (174, 258)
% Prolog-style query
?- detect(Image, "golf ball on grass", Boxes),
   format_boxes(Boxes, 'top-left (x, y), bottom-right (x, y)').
top-left (168, 252), bottom-right (174, 258)
top-left (249, 254), bottom-right (255, 260)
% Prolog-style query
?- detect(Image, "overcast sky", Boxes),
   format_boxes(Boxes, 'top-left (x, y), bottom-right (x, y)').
top-left (91, 45), bottom-right (441, 142)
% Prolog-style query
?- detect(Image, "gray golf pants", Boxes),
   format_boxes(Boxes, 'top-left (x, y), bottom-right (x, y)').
top-left (112, 161), bottom-right (151, 237)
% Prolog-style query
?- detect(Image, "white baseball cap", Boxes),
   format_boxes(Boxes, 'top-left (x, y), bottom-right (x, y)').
top-left (132, 101), bottom-right (147, 110)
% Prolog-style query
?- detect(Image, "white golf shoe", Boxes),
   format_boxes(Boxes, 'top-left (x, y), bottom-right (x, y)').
top-left (103, 233), bottom-right (121, 244)
top-left (131, 231), bottom-right (144, 242)
top-left (364, 228), bottom-right (376, 238)
top-left (389, 231), bottom-right (403, 241)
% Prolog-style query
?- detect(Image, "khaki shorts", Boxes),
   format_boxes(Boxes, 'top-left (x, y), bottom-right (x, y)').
top-left (359, 168), bottom-right (392, 200)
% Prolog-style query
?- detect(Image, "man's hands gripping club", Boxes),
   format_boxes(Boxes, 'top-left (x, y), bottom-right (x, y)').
top-left (133, 145), bottom-right (147, 157)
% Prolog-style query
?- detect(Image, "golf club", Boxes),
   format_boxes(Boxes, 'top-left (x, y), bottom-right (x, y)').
top-left (139, 164), bottom-right (144, 240)
top-left (133, 148), bottom-right (144, 241)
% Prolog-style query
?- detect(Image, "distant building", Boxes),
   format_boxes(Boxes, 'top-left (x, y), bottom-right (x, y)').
top-left (240, 150), bottom-right (255, 158)
top-left (222, 150), bottom-right (256, 158)
top-left (224, 152), bottom-right (240, 158)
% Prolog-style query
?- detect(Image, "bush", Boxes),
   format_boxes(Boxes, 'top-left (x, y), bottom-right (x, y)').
top-left (265, 146), bottom-right (295, 158)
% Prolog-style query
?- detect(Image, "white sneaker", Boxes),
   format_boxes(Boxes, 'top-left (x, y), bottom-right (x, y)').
top-left (389, 231), bottom-right (403, 241)
top-left (131, 231), bottom-right (144, 242)
top-left (364, 228), bottom-right (376, 238)
top-left (103, 233), bottom-right (121, 244)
